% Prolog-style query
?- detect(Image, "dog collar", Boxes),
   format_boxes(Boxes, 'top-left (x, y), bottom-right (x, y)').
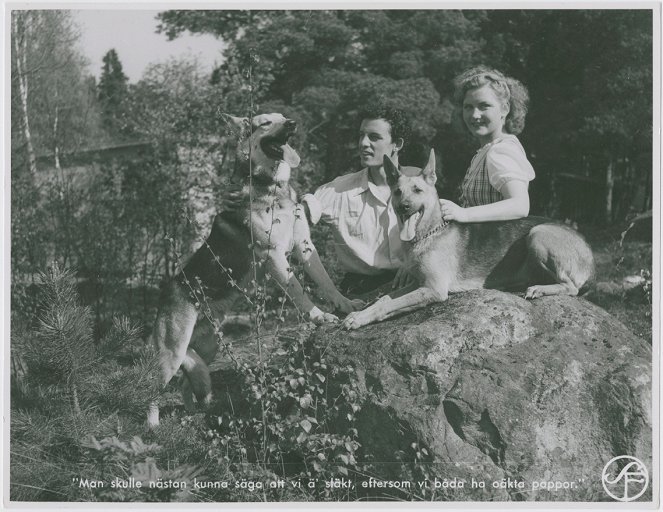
top-left (411, 219), bottom-right (449, 245)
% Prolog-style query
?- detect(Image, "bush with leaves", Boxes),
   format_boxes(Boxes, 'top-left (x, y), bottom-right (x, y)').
top-left (201, 325), bottom-right (364, 500)
top-left (78, 435), bottom-right (203, 502)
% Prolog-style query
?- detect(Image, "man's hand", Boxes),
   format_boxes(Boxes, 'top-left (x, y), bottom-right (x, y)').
top-left (218, 183), bottom-right (245, 212)
top-left (439, 199), bottom-right (468, 223)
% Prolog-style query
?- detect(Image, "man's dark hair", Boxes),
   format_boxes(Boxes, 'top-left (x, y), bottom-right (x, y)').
top-left (359, 101), bottom-right (411, 143)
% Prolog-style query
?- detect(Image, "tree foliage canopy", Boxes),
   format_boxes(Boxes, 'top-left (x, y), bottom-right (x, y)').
top-left (10, 9), bottom-right (654, 218)
top-left (155, 9), bottom-right (652, 217)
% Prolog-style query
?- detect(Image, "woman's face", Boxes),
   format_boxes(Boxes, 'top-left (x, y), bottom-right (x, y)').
top-left (462, 84), bottom-right (509, 145)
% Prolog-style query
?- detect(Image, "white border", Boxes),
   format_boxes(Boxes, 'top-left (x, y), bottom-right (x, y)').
top-left (2, 2), bottom-right (661, 512)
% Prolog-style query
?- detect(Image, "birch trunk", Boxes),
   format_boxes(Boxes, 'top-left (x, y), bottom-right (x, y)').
top-left (12, 12), bottom-right (37, 176)
top-left (53, 101), bottom-right (61, 170)
top-left (605, 159), bottom-right (614, 224)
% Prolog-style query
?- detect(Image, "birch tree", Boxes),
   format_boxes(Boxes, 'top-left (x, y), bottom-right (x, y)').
top-left (11, 10), bottom-right (103, 175)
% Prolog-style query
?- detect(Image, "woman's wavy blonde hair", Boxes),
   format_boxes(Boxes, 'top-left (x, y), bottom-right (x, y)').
top-left (452, 66), bottom-right (529, 136)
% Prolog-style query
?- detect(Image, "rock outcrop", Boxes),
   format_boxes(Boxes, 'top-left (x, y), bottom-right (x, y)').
top-left (314, 290), bottom-right (652, 501)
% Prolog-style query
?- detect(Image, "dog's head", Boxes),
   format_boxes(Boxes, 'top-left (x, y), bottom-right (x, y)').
top-left (384, 149), bottom-right (438, 241)
top-left (222, 113), bottom-right (301, 181)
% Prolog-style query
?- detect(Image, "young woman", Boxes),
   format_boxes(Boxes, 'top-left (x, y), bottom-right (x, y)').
top-left (441, 66), bottom-right (535, 223)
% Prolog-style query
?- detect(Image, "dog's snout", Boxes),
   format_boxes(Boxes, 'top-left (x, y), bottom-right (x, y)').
top-left (285, 119), bottom-right (296, 129)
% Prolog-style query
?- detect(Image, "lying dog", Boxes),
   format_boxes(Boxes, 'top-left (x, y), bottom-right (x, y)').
top-left (147, 113), bottom-right (359, 428)
top-left (343, 150), bottom-right (594, 330)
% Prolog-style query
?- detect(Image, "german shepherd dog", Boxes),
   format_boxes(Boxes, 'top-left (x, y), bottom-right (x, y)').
top-left (343, 150), bottom-right (594, 330)
top-left (147, 113), bottom-right (359, 428)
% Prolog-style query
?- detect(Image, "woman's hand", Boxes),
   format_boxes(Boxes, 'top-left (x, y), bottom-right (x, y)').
top-left (439, 199), bottom-right (469, 223)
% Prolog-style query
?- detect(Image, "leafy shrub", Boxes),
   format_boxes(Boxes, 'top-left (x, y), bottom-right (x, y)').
top-left (204, 326), bottom-right (363, 499)
top-left (78, 435), bottom-right (202, 502)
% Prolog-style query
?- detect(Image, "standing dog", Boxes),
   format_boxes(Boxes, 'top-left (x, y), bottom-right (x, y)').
top-left (343, 150), bottom-right (594, 330)
top-left (147, 113), bottom-right (359, 428)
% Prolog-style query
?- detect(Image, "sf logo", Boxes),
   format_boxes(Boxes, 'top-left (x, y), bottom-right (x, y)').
top-left (602, 455), bottom-right (649, 502)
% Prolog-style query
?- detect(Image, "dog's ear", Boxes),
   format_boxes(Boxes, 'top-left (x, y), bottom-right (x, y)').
top-left (422, 149), bottom-right (437, 186)
top-left (383, 155), bottom-right (401, 186)
top-left (221, 114), bottom-right (250, 136)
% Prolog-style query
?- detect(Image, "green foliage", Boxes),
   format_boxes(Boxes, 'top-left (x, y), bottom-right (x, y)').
top-left (10, 265), bottom-right (170, 501)
top-left (481, 10), bottom-right (652, 218)
top-left (205, 327), bottom-right (363, 499)
top-left (12, 144), bottom-right (196, 330)
top-left (124, 58), bottom-right (224, 148)
top-left (98, 49), bottom-right (130, 138)
top-left (26, 265), bottom-right (96, 400)
top-left (82, 354), bottom-right (162, 421)
top-left (11, 175), bottom-right (51, 321)
top-left (156, 9), bottom-right (653, 220)
top-left (79, 435), bottom-right (203, 502)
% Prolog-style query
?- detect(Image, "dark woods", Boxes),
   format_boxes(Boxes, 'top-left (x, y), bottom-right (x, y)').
top-left (155, 9), bottom-right (653, 219)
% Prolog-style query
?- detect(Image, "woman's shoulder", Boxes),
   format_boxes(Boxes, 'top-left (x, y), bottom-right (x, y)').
top-left (488, 135), bottom-right (526, 156)
top-left (485, 135), bottom-right (535, 181)
top-left (485, 135), bottom-right (531, 167)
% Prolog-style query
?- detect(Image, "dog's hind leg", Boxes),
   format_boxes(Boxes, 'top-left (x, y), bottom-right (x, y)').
top-left (525, 278), bottom-right (579, 299)
top-left (523, 224), bottom-right (594, 299)
top-left (147, 284), bottom-right (199, 428)
top-left (181, 347), bottom-right (213, 408)
top-left (181, 376), bottom-right (196, 412)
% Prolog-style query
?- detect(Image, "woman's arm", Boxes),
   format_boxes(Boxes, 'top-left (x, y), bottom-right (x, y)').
top-left (440, 180), bottom-right (530, 223)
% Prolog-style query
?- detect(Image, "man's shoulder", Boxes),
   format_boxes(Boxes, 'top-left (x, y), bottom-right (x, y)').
top-left (317, 168), bottom-right (367, 195)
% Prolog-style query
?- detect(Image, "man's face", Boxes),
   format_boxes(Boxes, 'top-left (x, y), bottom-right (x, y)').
top-left (358, 118), bottom-right (399, 169)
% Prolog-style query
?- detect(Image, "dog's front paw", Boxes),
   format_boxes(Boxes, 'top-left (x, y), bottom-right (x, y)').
top-left (343, 311), bottom-right (369, 330)
top-left (525, 285), bottom-right (543, 299)
top-left (309, 307), bottom-right (339, 325)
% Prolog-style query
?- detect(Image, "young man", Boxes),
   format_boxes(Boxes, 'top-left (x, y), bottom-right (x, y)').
top-left (302, 104), bottom-right (414, 298)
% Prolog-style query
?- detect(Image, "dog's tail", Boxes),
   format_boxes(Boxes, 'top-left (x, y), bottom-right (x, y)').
top-left (181, 347), bottom-right (212, 408)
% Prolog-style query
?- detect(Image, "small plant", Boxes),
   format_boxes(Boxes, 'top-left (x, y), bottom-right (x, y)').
top-left (25, 264), bottom-right (97, 416)
top-left (80, 435), bottom-right (203, 502)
